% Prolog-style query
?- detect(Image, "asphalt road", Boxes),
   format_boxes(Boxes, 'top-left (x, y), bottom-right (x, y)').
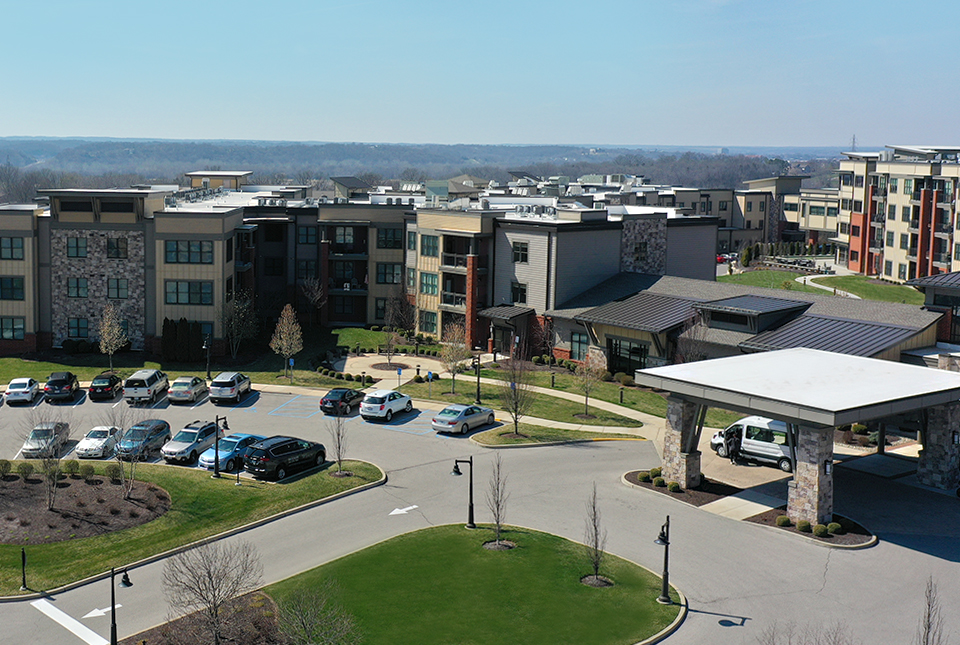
top-left (3, 388), bottom-right (960, 644)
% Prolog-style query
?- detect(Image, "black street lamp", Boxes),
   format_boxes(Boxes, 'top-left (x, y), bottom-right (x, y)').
top-left (473, 355), bottom-right (481, 405)
top-left (212, 416), bottom-right (229, 479)
top-left (19, 547), bottom-right (26, 591)
top-left (654, 515), bottom-right (671, 604)
top-left (450, 456), bottom-right (476, 529)
top-left (203, 335), bottom-right (212, 380)
top-left (110, 567), bottom-right (133, 645)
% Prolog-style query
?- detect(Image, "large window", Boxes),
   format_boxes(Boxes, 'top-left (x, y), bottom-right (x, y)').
top-left (407, 231), bottom-right (417, 251)
top-left (0, 277), bottom-right (24, 301)
top-left (889, 178), bottom-right (898, 193)
top-left (407, 267), bottom-right (416, 289)
top-left (900, 234), bottom-right (909, 250)
top-left (421, 235), bottom-right (439, 257)
top-left (377, 228), bottom-right (402, 249)
top-left (165, 240), bottom-right (213, 264)
top-left (67, 237), bottom-right (87, 258)
top-left (297, 260), bottom-right (317, 280)
top-left (0, 317), bottom-right (24, 340)
top-left (67, 277), bottom-right (88, 298)
top-left (108, 278), bottom-right (128, 299)
top-left (827, 207), bottom-right (838, 217)
top-left (512, 241), bottom-right (529, 263)
top-left (886, 231), bottom-right (894, 247)
top-left (809, 206), bottom-right (825, 216)
top-left (898, 263), bottom-right (907, 280)
top-left (165, 281), bottom-right (213, 305)
top-left (107, 238), bottom-right (128, 259)
top-left (571, 332), bottom-right (589, 361)
top-left (335, 227), bottom-right (353, 244)
top-left (0, 237), bottom-right (23, 260)
top-left (607, 337), bottom-right (648, 374)
top-left (297, 226), bottom-right (317, 245)
top-left (68, 318), bottom-right (88, 338)
top-left (904, 178), bottom-right (913, 195)
top-left (884, 260), bottom-right (893, 277)
top-left (377, 263), bottom-right (402, 284)
top-left (420, 272), bottom-right (438, 295)
top-left (419, 310), bottom-right (437, 334)
top-left (333, 297), bottom-right (354, 315)
top-left (511, 282), bottom-right (527, 305)
top-left (375, 298), bottom-right (386, 320)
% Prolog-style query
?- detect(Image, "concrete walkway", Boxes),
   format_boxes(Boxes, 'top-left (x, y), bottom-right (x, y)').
top-left (794, 274), bottom-right (861, 298)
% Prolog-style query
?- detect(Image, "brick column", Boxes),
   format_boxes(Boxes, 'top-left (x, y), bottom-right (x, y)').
top-left (465, 254), bottom-right (478, 350)
top-left (918, 401), bottom-right (960, 490)
top-left (663, 398), bottom-right (701, 489)
top-left (320, 239), bottom-right (330, 327)
top-left (787, 427), bottom-right (833, 525)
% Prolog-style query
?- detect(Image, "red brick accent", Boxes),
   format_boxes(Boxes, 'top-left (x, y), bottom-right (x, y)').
top-left (0, 334), bottom-right (37, 356)
top-left (466, 255), bottom-right (479, 349)
top-left (37, 331), bottom-right (53, 351)
top-left (553, 347), bottom-right (572, 362)
top-left (932, 307), bottom-right (952, 342)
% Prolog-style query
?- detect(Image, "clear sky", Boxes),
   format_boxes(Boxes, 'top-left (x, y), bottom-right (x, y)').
top-left (4, 0), bottom-right (959, 147)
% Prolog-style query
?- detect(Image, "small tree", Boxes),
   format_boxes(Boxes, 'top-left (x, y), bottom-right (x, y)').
top-left (496, 353), bottom-right (535, 437)
top-left (575, 352), bottom-right (607, 417)
top-left (176, 317), bottom-right (190, 362)
top-left (98, 302), bottom-right (128, 373)
top-left (382, 331), bottom-right (401, 366)
top-left (161, 317), bottom-right (177, 361)
top-left (486, 452), bottom-right (509, 546)
top-left (162, 540), bottom-right (263, 645)
top-left (439, 321), bottom-right (472, 394)
top-left (279, 579), bottom-right (363, 645)
top-left (219, 290), bottom-right (258, 360)
top-left (916, 576), bottom-right (945, 645)
top-left (100, 403), bottom-right (147, 500)
top-left (674, 314), bottom-right (710, 364)
top-left (584, 482), bottom-right (607, 583)
top-left (326, 411), bottom-right (350, 476)
top-left (742, 246), bottom-right (753, 267)
top-left (270, 304), bottom-right (303, 380)
top-left (0, 458), bottom-right (10, 482)
top-left (300, 276), bottom-right (327, 327)
top-left (385, 287), bottom-right (415, 333)
top-left (40, 455), bottom-right (63, 511)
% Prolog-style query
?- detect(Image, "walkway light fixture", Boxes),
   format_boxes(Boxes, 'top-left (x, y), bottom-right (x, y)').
top-left (824, 460), bottom-right (833, 476)
top-left (473, 355), bottom-right (482, 405)
top-left (212, 416), bottom-right (229, 479)
top-left (110, 567), bottom-right (133, 645)
top-left (654, 515), bottom-right (671, 604)
top-left (450, 456), bottom-right (476, 529)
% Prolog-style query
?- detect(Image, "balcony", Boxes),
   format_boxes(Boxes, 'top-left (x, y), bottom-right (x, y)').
top-left (907, 219), bottom-right (920, 233)
top-left (439, 253), bottom-right (489, 271)
top-left (910, 190), bottom-right (924, 204)
top-left (871, 186), bottom-right (887, 199)
top-left (330, 243), bottom-right (368, 257)
top-left (937, 194), bottom-right (955, 207)
top-left (906, 246), bottom-right (918, 261)
top-left (934, 221), bottom-right (953, 237)
top-left (868, 240), bottom-right (884, 253)
top-left (933, 252), bottom-right (952, 267)
top-left (440, 291), bottom-right (467, 309)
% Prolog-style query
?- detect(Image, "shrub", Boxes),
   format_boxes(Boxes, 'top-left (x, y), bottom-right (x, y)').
top-left (775, 515), bottom-right (792, 527)
top-left (335, 372), bottom-right (344, 380)
top-left (0, 459), bottom-right (10, 479)
top-left (601, 371), bottom-right (613, 382)
top-left (649, 466), bottom-right (662, 478)
top-left (637, 471), bottom-right (651, 482)
top-left (667, 481), bottom-right (681, 492)
top-left (653, 477), bottom-right (666, 487)
top-left (490, 363), bottom-right (500, 369)
top-left (383, 325), bottom-right (393, 332)
top-left (827, 522), bottom-right (844, 535)
top-left (414, 375), bottom-right (424, 383)
top-left (105, 463), bottom-right (123, 482)
top-left (63, 460), bottom-right (80, 477)
top-left (621, 377), bottom-right (635, 387)
top-left (531, 356), bottom-right (542, 365)
top-left (77, 340), bottom-right (91, 354)
top-left (797, 520), bottom-right (812, 533)
top-left (61, 338), bottom-right (77, 354)
top-left (17, 462), bottom-right (34, 480)
top-left (852, 423), bottom-right (869, 435)
top-left (79, 464), bottom-right (95, 481)
top-left (813, 524), bottom-right (829, 537)
top-left (613, 372), bottom-right (626, 383)
top-left (345, 373), bottom-right (354, 381)
top-left (371, 325), bottom-right (381, 331)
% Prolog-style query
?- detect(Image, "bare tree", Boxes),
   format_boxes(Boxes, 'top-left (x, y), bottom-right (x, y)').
top-left (575, 352), bottom-right (607, 417)
top-left (98, 301), bottom-right (128, 373)
top-left (270, 304), bottom-right (303, 380)
top-left (162, 540), bottom-right (264, 645)
top-left (916, 576), bottom-right (946, 645)
top-left (495, 354), bottom-right (535, 437)
top-left (757, 621), bottom-right (860, 645)
top-left (382, 331), bottom-right (401, 366)
top-left (485, 452), bottom-right (509, 546)
top-left (219, 290), bottom-right (258, 360)
top-left (674, 314), bottom-right (710, 364)
top-left (531, 316), bottom-right (557, 359)
top-left (326, 411), bottom-right (350, 476)
top-left (279, 579), bottom-right (363, 645)
top-left (99, 403), bottom-right (148, 500)
top-left (439, 322), bottom-right (472, 394)
top-left (584, 482), bottom-right (607, 583)
top-left (300, 276), bottom-right (327, 328)
top-left (19, 407), bottom-right (70, 510)
top-left (385, 287), bottom-right (415, 334)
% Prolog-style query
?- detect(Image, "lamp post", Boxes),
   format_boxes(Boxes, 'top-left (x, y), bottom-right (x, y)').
top-left (212, 416), bottom-right (228, 479)
top-left (450, 456), bottom-right (476, 529)
top-left (654, 516), bottom-right (671, 604)
top-left (109, 567), bottom-right (133, 645)
top-left (203, 335), bottom-right (211, 380)
top-left (19, 547), bottom-right (26, 591)
top-left (473, 355), bottom-right (481, 405)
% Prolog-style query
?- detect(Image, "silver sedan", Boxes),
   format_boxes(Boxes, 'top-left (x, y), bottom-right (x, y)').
top-left (168, 376), bottom-right (208, 404)
top-left (431, 404), bottom-right (495, 434)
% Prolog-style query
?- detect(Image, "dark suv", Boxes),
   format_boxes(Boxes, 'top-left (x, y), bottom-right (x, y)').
top-left (243, 436), bottom-right (326, 481)
top-left (320, 388), bottom-right (364, 415)
top-left (45, 371), bottom-right (80, 402)
top-left (116, 419), bottom-right (171, 461)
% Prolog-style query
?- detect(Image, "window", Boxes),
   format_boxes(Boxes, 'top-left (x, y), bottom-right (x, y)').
top-left (759, 200), bottom-right (765, 212)
top-left (100, 201), bottom-right (134, 213)
top-left (0, 317), bottom-right (24, 340)
top-left (226, 277), bottom-right (233, 301)
top-left (377, 228), bottom-right (402, 249)
top-left (840, 174), bottom-right (853, 187)
top-left (512, 241), bottom-right (528, 263)
top-left (407, 267), bottom-right (416, 289)
top-left (264, 258), bottom-right (284, 276)
top-left (333, 262), bottom-right (354, 282)
top-left (0, 237), bottom-right (23, 260)
top-left (634, 241), bottom-right (648, 261)
top-left (165, 240), bottom-right (213, 264)
top-left (420, 272), bottom-right (438, 295)
top-left (67, 237), bottom-right (87, 258)
top-left (839, 222), bottom-right (849, 235)
top-left (165, 281), bottom-right (213, 305)
top-left (419, 310), bottom-right (437, 334)
top-left (297, 260), bottom-right (317, 280)
top-left (68, 318), bottom-right (88, 338)
top-left (297, 226), bottom-right (317, 245)
top-left (850, 250), bottom-right (859, 262)
top-left (904, 179), bottom-right (913, 195)
top-left (421, 235), bottom-right (438, 257)
top-left (889, 178), bottom-right (898, 193)
top-left (886, 231), bottom-right (894, 247)
top-left (955, 243), bottom-right (960, 262)
top-left (887, 205), bottom-right (896, 220)
top-left (67, 277), bottom-right (88, 298)
top-left (900, 234), bottom-right (909, 250)
top-left (746, 201), bottom-right (753, 212)
top-left (332, 297), bottom-right (354, 315)
top-left (511, 282), bottom-right (527, 305)
top-left (226, 238), bottom-right (233, 262)
top-left (784, 202), bottom-right (798, 212)
top-left (335, 227), bottom-right (353, 244)
top-left (840, 198), bottom-right (851, 210)
top-left (809, 206), bottom-right (825, 216)
top-left (898, 263), bottom-right (907, 280)
top-left (850, 225), bottom-right (861, 237)
top-left (375, 298), bottom-right (386, 320)
top-left (107, 238), bottom-right (128, 258)
top-left (902, 206), bottom-right (911, 222)
top-left (108, 278), bottom-right (128, 299)
top-left (0, 277), bottom-right (24, 300)
top-left (376, 263), bottom-right (402, 284)
top-left (407, 231), bottom-right (417, 251)
top-left (827, 207), bottom-right (838, 217)
top-left (719, 201), bottom-right (728, 211)
top-left (854, 175), bottom-right (864, 188)
top-left (571, 332), bottom-right (588, 361)
top-left (853, 200), bottom-right (863, 212)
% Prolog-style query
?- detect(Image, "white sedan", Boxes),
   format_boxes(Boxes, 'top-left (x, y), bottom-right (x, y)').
top-left (75, 425), bottom-right (120, 459)
top-left (360, 389), bottom-right (413, 422)
top-left (4, 377), bottom-right (40, 405)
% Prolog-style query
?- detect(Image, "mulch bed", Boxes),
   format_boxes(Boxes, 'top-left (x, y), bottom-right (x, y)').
top-left (370, 362), bottom-right (410, 371)
top-left (483, 540), bottom-right (516, 551)
top-left (0, 474), bottom-right (171, 545)
top-left (624, 471), bottom-right (742, 507)
top-left (745, 507), bottom-right (873, 546)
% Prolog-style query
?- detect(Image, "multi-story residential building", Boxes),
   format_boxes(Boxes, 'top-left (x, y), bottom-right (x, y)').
top-left (781, 187), bottom-right (839, 246)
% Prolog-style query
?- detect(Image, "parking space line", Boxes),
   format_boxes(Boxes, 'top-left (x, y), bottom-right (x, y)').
top-left (268, 394), bottom-right (323, 419)
top-left (190, 394), bottom-right (209, 409)
top-left (31, 599), bottom-right (108, 645)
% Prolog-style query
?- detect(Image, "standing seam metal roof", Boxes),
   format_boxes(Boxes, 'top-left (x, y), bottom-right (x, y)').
top-left (574, 292), bottom-right (697, 333)
top-left (738, 315), bottom-right (920, 357)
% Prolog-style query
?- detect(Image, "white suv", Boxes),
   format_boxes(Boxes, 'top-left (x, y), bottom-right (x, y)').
top-left (209, 372), bottom-right (252, 404)
top-left (360, 389), bottom-right (412, 422)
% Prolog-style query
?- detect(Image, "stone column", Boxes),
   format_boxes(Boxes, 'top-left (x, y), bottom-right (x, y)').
top-left (787, 427), bottom-right (833, 525)
top-left (917, 401), bottom-right (960, 490)
top-left (663, 398), bottom-right (701, 489)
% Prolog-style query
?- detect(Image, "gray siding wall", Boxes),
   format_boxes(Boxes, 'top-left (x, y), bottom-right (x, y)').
top-left (665, 223), bottom-right (718, 282)
top-left (493, 228), bottom-right (552, 311)
top-left (554, 228), bottom-right (621, 307)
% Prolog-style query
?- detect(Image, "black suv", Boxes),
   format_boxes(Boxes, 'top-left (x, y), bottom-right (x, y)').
top-left (116, 419), bottom-right (172, 461)
top-left (243, 436), bottom-right (326, 481)
top-left (88, 372), bottom-right (122, 401)
top-left (320, 388), bottom-right (364, 415)
top-left (45, 371), bottom-right (80, 402)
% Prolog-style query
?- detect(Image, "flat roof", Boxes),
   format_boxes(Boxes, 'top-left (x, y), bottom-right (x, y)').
top-left (635, 347), bottom-right (960, 427)
top-left (184, 171), bottom-right (253, 177)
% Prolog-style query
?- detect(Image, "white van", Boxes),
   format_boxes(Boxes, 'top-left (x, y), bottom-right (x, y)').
top-left (123, 369), bottom-right (168, 404)
top-left (710, 415), bottom-right (793, 472)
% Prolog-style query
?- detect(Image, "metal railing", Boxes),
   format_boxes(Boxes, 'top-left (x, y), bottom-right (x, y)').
top-left (441, 291), bottom-right (467, 307)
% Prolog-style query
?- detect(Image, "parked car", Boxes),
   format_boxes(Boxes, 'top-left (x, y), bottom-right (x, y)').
top-left (123, 369), bottom-right (168, 404)
top-left (431, 404), bottom-right (495, 434)
top-left (88, 373), bottom-right (122, 401)
top-left (320, 388), bottom-right (365, 415)
top-left (243, 435), bottom-right (326, 481)
top-left (360, 390), bottom-right (413, 422)
top-left (716, 254), bottom-right (727, 264)
top-left (168, 376), bottom-right (209, 404)
top-left (4, 377), bottom-right (40, 405)
top-left (161, 420), bottom-right (222, 464)
top-left (74, 425), bottom-right (120, 459)
top-left (710, 415), bottom-right (793, 472)
top-left (116, 419), bottom-right (171, 461)
top-left (44, 371), bottom-right (79, 402)
top-left (198, 433), bottom-right (266, 472)
top-left (209, 372), bottom-right (252, 404)
top-left (20, 422), bottom-right (70, 458)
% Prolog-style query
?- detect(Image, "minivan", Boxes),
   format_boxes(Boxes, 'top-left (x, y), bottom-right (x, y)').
top-left (123, 369), bottom-right (168, 404)
top-left (710, 415), bottom-right (793, 472)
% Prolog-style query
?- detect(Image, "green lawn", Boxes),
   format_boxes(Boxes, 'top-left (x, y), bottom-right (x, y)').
top-left (717, 269), bottom-right (825, 294)
top-left (473, 423), bottom-right (642, 445)
top-left (809, 275), bottom-right (924, 305)
top-left (267, 525), bottom-right (680, 645)
top-left (399, 379), bottom-right (640, 427)
top-left (0, 461), bottom-right (382, 595)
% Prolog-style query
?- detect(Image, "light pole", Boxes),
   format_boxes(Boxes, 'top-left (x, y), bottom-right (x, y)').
top-left (212, 416), bottom-right (228, 479)
top-left (19, 547), bottom-right (26, 591)
top-left (450, 456), bottom-right (476, 529)
top-left (655, 515), bottom-right (671, 604)
top-left (109, 567), bottom-right (133, 645)
top-left (203, 335), bottom-right (211, 380)
top-left (473, 355), bottom-right (481, 405)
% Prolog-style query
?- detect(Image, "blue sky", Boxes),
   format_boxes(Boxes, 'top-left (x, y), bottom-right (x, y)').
top-left (3, 0), bottom-right (959, 147)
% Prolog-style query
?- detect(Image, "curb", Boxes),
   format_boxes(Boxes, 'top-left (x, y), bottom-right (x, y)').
top-left (635, 591), bottom-right (688, 645)
top-left (0, 462), bottom-right (387, 602)
top-left (474, 437), bottom-right (647, 449)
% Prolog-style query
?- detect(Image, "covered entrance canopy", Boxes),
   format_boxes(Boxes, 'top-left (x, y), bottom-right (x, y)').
top-left (636, 348), bottom-right (960, 524)
top-left (479, 305), bottom-right (534, 356)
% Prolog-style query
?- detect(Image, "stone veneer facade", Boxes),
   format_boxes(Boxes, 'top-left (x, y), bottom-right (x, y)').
top-left (662, 398), bottom-right (702, 489)
top-left (917, 401), bottom-right (960, 490)
top-left (786, 427), bottom-right (833, 525)
top-left (50, 230), bottom-right (146, 349)
top-left (620, 218), bottom-right (666, 274)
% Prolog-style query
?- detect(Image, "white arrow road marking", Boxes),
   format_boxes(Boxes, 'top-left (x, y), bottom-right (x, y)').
top-left (389, 505), bottom-right (418, 515)
top-left (82, 604), bottom-right (121, 619)
top-left (31, 599), bottom-right (108, 645)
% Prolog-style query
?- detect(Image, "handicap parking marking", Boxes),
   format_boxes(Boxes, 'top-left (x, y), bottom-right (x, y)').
top-left (365, 409), bottom-right (435, 435)
top-left (267, 394), bottom-right (324, 419)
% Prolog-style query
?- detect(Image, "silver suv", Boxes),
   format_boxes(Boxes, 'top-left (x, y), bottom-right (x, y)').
top-left (161, 420), bottom-right (221, 464)
top-left (209, 372), bottom-right (252, 404)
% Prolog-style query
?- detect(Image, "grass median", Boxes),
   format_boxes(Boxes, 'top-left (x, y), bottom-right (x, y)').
top-left (0, 460), bottom-right (382, 595)
top-left (267, 524), bottom-right (681, 645)
top-left (473, 423), bottom-right (642, 446)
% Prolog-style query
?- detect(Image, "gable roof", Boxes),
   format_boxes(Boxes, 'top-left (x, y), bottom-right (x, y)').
top-left (907, 271), bottom-right (960, 289)
top-left (739, 315), bottom-right (922, 357)
top-left (575, 292), bottom-right (697, 333)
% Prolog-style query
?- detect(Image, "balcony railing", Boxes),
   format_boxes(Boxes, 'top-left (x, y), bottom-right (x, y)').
top-left (330, 243), bottom-right (368, 255)
top-left (440, 253), bottom-right (489, 269)
top-left (908, 219), bottom-right (920, 231)
top-left (935, 222), bottom-right (953, 234)
top-left (906, 246), bottom-right (918, 260)
top-left (933, 252), bottom-right (952, 266)
top-left (871, 186), bottom-right (887, 198)
top-left (441, 291), bottom-right (467, 308)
